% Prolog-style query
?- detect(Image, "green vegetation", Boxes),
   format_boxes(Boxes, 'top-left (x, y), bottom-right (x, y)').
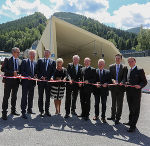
top-left (0, 12), bottom-right (46, 52)
top-left (0, 12), bottom-right (149, 52)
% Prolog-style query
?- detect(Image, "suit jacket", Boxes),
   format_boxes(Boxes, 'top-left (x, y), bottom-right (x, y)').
top-left (109, 64), bottom-right (127, 92)
top-left (93, 69), bottom-right (112, 96)
top-left (1, 56), bottom-right (22, 84)
top-left (20, 59), bottom-right (37, 86)
top-left (126, 66), bottom-right (147, 90)
top-left (81, 66), bottom-right (96, 85)
top-left (67, 63), bottom-right (82, 82)
top-left (36, 58), bottom-right (56, 84)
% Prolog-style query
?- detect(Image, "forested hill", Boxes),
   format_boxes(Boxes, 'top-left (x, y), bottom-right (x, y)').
top-left (0, 12), bottom-right (137, 52)
top-left (0, 12), bottom-right (47, 52)
top-left (53, 12), bottom-right (138, 50)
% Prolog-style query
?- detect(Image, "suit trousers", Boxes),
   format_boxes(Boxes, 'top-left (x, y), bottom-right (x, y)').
top-left (126, 87), bottom-right (141, 128)
top-left (38, 82), bottom-right (51, 113)
top-left (2, 79), bottom-right (19, 114)
top-left (21, 80), bottom-right (35, 114)
top-left (110, 87), bottom-right (124, 120)
top-left (65, 83), bottom-right (79, 114)
top-left (80, 85), bottom-right (92, 117)
top-left (94, 93), bottom-right (107, 118)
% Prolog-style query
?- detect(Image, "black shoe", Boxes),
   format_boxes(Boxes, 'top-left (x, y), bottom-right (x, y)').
top-left (115, 120), bottom-right (120, 125)
top-left (107, 117), bottom-right (115, 120)
top-left (123, 122), bottom-right (131, 126)
top-left (71, 111), bottom-right (77, 115)
top-left (2, 114), bottom-right (7, 120)
top-left (40, 112), bottom-right (44, 117)
top-left (84, 116), bottom-right (89, 121)
top-left (127, 127), bottom-right (136, 132)
top-left (101, 118), bottom-right (107, 123)
top-left (22, 114), bottom-right (27, 119)
top-left (64, 114), bottom-right (69, 119)
top-left (78, 114), bottom-right (84, 118)
top-left (11, 111), bottom-right (20, 116)
top-left (45, 112), bottom-right (51, 117)
top-left (27, 110), bottom-right (36, 114)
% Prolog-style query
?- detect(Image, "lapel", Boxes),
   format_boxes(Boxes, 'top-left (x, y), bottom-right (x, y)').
top-left (130, 66), bottom-right (137, 76)
top-left (114, 64), bottom-right (116, 76)
top-left (10, 56), bottom-right (14, 71)
top-left (27, 59), bottom-right (32, 74)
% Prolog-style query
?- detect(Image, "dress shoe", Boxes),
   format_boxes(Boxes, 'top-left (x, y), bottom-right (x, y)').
top-left (22, 114), bottom-right (27, 119)
top-left (40, 112), bottom-right (44, 117)
top-left (127, 127), bottom-right (136, 132)
top-left (2, 114), bottom-right (7, 120)
top-left (27, 110), bottom-right (36, 114)
top-left (84, 116), bottom-right (89, 121)
top-left (64, 114), bottom-right (70, 118)
top-left (107, 117), bottom-right (115, 120)
top-left (101, 118), bottom-right (107, 123)
top-left (115, 120), bottom-right (120, 125)
top-left (11, 111), bottom-right (20, 116)
top-left (45, 112), bottom-right (51, 117)
top-left (78, 114), bottom-right (84, 118)
top-left (93, 116), bottom-right (99, 120)
top-left (123, 122), bottom-right (131, 126)
top-left (71, 111), bottom-right (77, 115)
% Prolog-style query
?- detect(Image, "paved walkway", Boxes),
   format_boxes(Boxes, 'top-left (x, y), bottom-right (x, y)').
top-left (0, 78), bottom-right (150, 146)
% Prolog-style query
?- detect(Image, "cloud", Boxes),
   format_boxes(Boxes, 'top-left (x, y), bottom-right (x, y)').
top-left (1, 0), bottom-right (53, 18)
top-left (0, 0), bottom-right (150, 29)
top-left (110, 2), bottom-right (150, 29)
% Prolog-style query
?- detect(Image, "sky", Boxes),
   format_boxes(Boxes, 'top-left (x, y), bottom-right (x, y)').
top-left (0, 0), bottom-right (150, 30)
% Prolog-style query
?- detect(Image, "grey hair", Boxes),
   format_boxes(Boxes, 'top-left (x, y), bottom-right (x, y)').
top-left (98, 59), bottom-right (105, 64)
top-left (73, 55), bottom-right (80, 60)
top-left (44, 49), bottom-right (51, 53)
top-left (56, 58), bottom-right (64, 64)
top-left (28, 50), bottom-right (36, 55)
top-left (12, 47), bottom-right (20, 53)
top-left (84, 57), bottom-right (91, 62)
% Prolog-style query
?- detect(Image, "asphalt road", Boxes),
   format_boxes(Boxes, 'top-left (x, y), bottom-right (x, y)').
top-left (0, 78), bottom-right (150, 146)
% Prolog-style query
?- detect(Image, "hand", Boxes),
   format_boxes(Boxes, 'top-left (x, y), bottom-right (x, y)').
top-left (102, 83), bottom-right (108, 87)
top-left (119, 82), bottom-right (123, 86)
top-left (96, 82), bottom-right (100, 88)
top-left (78, 83), bottom-right (82, 87)
top-left (14, 71), bottom-right (18, 77)
top-left (41, 76), bottom-right (46, 80)
top-left (50, 78), bottom-right (54, 81)
top-left (134, 85), bottom-right (141, 89)
top-left (85, 80), bottom-right (88, 84)
top-left (70, 80), bottom-right (73, 84)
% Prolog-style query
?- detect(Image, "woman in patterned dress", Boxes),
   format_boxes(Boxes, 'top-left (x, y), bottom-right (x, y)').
top-left (51, 58), bottom-right (70, 114)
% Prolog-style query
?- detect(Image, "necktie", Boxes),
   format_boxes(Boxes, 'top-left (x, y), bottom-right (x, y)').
top-left (99, 70), bottom-right (102, 81)
top-left (116, 65), bottom-right (119, 82)
top-left (45, 59), bottom-right (48, 71)
top-left (127, 68), bottom-right (132, 82)
top-left (14, 59), bottom-right (18, 71)
top-left (31, 61), bottom-right (34, 76)
top-left (75, 65), bottom-right (78, 74)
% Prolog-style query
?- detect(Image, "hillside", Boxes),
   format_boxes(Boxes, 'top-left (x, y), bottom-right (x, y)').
top-left (127, 27), bottom-right (141, 34)
top-left (0, 12), bottom-right (138, 52)
top-left (0, 12), bottom-right (47, 52)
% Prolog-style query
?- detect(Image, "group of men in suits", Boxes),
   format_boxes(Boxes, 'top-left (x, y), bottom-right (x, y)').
top-left (1, 47), bottom-right (147, 133)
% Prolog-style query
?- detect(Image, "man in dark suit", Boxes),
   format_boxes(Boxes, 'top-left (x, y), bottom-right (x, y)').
top-left (108, 54), bottom-right (127, 124)
top-left (64, 55), bottom-right (82, 118)
top-left (124, 57), bottom-right (147, 132)
top-left (93, 59), bottom-right (112, 123)
top-left (20, 50), bottom-right (37, 119)
top-left (36, 49), bottom-right (56, 117)
top-left (79, 57), bottom-right (96, 120)
top-left (1, 47), bottom-right (21, 120)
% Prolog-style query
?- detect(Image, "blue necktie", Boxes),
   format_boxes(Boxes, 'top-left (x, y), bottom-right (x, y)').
top-left (14, 59), bottom-right (18, 71)
top-left (31, 61), bottom-right (34, 76)
top-left (116, 65), bottom-right (119, 82)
